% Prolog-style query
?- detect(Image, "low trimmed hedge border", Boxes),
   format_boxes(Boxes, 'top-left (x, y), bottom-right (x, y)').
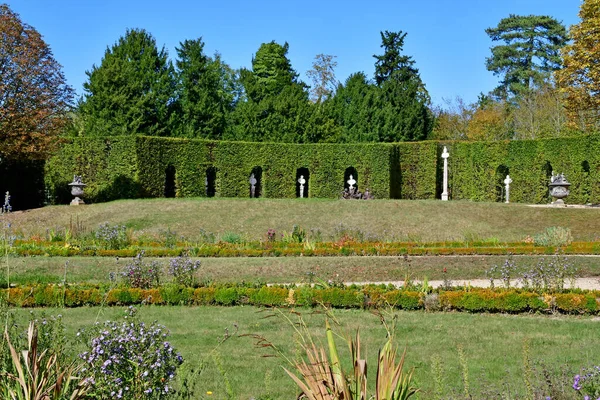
top-left (8, 241), bottom-right (600, 257)
top-left (3, 285), bottom-right (599, 315)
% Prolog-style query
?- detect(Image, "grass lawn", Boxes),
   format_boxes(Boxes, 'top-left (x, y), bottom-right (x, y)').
top-left (6, 254), bottom-right (600, 286)
top-left (6, 198), bottom-right (600, 242)
top-left (8, 305), bottom-right (599, 399)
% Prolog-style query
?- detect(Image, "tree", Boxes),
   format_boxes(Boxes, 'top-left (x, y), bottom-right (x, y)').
top-left (0, 4), bottom-right (73, 160)
top-left (174, 38), bottom-right (229, 139)
top-left (307, 54), bottom-right (338, 103)
top-left (328, 72), bottom-right (380, 142)
top-left (556, 0), bottom-right (600, 132)
top-left (510, 83), bottom-right (571, 139)
top-left (374, 31), bottom-right (419, 86)
top-left (372, 30), bottom-right (432, 141)
top-left (431, 97), bottom-right (474, 140)
top-left (486, 15), bottom-right (568, 97)
top-left (229, 41), bottom-right (311, 142)
top-left (80, 29), bottom-right (176, 136)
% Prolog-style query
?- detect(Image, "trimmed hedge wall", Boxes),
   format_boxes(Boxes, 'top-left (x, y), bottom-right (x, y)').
top-left (45, 134), bottom-right (600, 204)
top-left (4, 284), bottom-right (600, 315)
top-left (443, 135), bottom-right (600, 204)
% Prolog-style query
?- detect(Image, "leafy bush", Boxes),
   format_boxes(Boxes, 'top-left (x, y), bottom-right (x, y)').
top-left (121, 251), bottom-right (161, 289)
top-left (220, 232), bottom-right (243, 244)
top-left (94, 222), bottom-right (129, 250)
top-left (79, 308), bottom-right (183, 399)
top-left (168, 255), bottom-right (200, 286)
top-left (533, 226), bottom-right (573, 247)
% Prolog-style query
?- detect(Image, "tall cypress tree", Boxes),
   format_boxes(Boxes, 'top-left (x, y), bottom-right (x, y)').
top-left (80, 29), bottom-right (176, 136)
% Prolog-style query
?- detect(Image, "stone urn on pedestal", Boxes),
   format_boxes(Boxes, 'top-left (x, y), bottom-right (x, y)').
top-left (69, 175), bottom-right (86, 205)
top-left (549, 172), bottom-right (570, 206)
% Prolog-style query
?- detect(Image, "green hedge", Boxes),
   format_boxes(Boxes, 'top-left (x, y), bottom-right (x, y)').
top-left (45, 134), bottom-right (600, 204)
top-left (4, 284), bottom-right (600, 315)
top-left (444, 135), bottom-right (600, 204)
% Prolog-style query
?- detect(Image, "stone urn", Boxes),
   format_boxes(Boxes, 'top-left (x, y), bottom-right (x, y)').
top-left (68, 175), bottom-right (86, 205)
top-left (549, 172), bottom-right (570, 206)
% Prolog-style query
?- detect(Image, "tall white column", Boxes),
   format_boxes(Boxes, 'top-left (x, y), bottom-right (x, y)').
top-left (441, 146), bottom-right (449, 201)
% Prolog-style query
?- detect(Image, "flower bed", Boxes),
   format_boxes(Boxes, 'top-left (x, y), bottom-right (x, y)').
top-left (3, 284), bottom-right (599, 314)
top-left (8, 240), bottom-right (600, 257)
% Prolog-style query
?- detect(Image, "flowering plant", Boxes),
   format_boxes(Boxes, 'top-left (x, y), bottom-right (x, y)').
top-left (573, 367), bottom-right (600, 400)
top-left (168, 255), bottom-right (200, 287)
top-left (122, 251), bottom-right (161, 289)
top-left (95, 222), bottom-right (129, 250)
top-left (79, 307), bottom-right (183, 399)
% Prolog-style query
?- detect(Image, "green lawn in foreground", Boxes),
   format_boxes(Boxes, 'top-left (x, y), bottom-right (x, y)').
top-left (8, 306), bottom-right (599, 399)
top-left (6, 198), bottom-right (600, 242)
top-left (6, 254), bottom-right (600, 285)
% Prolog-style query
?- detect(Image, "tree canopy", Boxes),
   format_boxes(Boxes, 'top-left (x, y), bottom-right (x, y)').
top-left (0, 4), bottom-right (73, 160)
top-left (486, 14), bottom-right (568, 97)
top-left (556, 0), bottom-right (600, 132)
top-left (174, 38), bottom-right (232, 139)
top-left (80, 28), bottom-right (176, 136)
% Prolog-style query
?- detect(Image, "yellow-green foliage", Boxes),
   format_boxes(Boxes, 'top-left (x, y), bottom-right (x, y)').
top-left (4, 285), bottom-right (599, 315)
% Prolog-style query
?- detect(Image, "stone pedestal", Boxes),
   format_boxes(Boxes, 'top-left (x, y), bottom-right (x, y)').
top-left (68, 175), bottom-right (86, 206)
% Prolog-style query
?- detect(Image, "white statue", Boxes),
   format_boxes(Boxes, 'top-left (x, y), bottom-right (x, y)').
top-left (249, 173), bottom-right (257, 198)
top-left (504, 174), bottom-right (512, 203)
top-left (347, 174), bottom-right (356, 190)
top-left (298, 175), bottom-right (306, 198)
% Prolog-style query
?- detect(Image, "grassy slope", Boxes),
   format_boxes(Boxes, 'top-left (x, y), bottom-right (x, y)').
top-left (6, 198), bottom-right (600, 242)
top-left (11, 306), bottom-right (600, 399)
top-left (7, 255), bottom-right (600, 285)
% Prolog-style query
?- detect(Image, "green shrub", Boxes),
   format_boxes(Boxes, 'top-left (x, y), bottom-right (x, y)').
top-left (533, 227), bottom-right (574, 247)
top-left (214, 287), bottom-right (239, 305)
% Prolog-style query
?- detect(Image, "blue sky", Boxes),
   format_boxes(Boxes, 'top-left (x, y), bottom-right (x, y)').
top-left (7, 0), bottom-right (582, 106)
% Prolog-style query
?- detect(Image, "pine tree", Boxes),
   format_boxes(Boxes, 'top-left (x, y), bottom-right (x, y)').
top-left (80, 29), bottom-right (176, 136)
top-left (486, 15), bottom-right (568, 98)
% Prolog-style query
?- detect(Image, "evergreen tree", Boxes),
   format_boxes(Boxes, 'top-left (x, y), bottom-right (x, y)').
top-left (328, 73), bottom-right (380, 142)
top-left (486, 15), bottom-right (568, 98)
top-left (556, 0), bottom-right (600, 132)
top-left (80, 29), bottom-right (176, 136)
top-left (228, 41), bottom-right (311, 142)
top-left (174, 38), bottom-right (232, 139)
top-left (372, 30), bottom-right (432, 141)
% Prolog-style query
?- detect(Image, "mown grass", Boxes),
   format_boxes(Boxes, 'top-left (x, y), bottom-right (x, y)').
top-left (6, 254), bottom-right (600, 286)
top-left (6, 198), bottom-right (600, 242)
top-left (8, 305), bottom-right (600, 399)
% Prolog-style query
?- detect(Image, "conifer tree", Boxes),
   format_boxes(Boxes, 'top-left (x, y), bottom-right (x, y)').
top-left (80, 29), bottom-right (176, 136)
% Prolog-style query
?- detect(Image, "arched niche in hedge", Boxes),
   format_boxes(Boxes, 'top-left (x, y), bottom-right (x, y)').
top-left (344, 167), bottom-right (358, 191)
top-left (249, 166), bottom-right (262, 198)
top-left (296, 167), bottom-right (310, 198)
top-left (164, 165), bottom-right (176, 198)
top-left (205, 167), bottom-right (217, 197)
top-left (495, 165), bottom-right (509, 202)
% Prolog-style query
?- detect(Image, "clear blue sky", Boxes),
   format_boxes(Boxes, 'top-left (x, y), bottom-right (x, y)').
top-left (7, 0), bottom-right (582, 106)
